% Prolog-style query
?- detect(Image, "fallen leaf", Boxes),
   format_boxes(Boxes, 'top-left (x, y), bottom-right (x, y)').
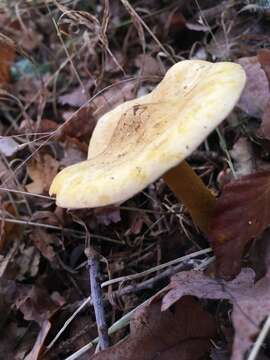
top-left (162, 268), bottom-right (270, 360)
top-left (94, 206), bottom-right (121, 226)
top-left (209, 170), bottom-right (270, 279)
top-left (230, 137), bottom-right (254, 177)
top-left (16, 286), bottom-right (65, 326)
top-left (258, 100), bottom-right (270, 139)
top-left (0, 137), bottom-right (21, 157)
top-left (62, 106), bottom-right (97, 144)
top-left (24, 320), bottom-right (51, 360)
top-left (13, 285), bottom-right (65, 360)
top-left (135, 54), bottom-right (163, 77)
top-left (257, 48), bottom-right (270, 82)
top-left (92, 82), bottom-right (135, 119)
top-left (59, 87), bottom-right (88, 107)
top-left (237, 56), bottom-right (270, 118)
top-left (30, 229), bottom-right (57, 264)
top-left (26, 154), bottom-right (59, 194)
top-left (60, 139), bottom-right (87, 167)
top-left (58, 80), bottom-right (93, 107)
top-left (0, 36), bottom-right (15, 85)
top-left (90, 296), bottom-right (216, 360)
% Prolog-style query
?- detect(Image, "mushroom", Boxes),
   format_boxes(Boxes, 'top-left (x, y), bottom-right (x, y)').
top-left (50, 60), bottom-right (246, 234)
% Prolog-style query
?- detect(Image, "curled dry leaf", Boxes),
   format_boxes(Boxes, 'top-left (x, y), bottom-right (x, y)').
top-left (16, 286), bottom-right (65, 326)
top-left (90, 297), bottom-right (216, 360)
top-left (209, 170), bottom-right (270, 279)
top-left (0, 36), bottom-right (15, 85)
top-left (26, 154), bottom-right (59, 194)
top-left (162, 268), bottom-right (270, 360)
top-left (15, 286), bottom-right (65, 360)
top-left (237, 56), bottom-right (270, 118)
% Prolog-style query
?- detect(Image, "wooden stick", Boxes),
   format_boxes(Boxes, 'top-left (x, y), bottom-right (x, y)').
top-left (85, 247), bottom-right (109, 350)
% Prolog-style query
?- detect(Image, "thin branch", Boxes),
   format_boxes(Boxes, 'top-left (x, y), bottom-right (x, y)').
top-left (101, 247), bottom-right (212, 288)
top-left (85, 247), bottom-right (109, 350)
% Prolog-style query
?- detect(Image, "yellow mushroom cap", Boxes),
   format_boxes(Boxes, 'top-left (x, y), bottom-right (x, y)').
top-left (50, 60), bottom-right (246, 209)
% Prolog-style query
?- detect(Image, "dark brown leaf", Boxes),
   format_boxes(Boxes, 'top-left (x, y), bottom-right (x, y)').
top-left (61, 106), bottom-right (97, 144)
top-left (162, 268), bottom-right (270, 360)
top-left (90, 297), bottom-right (216, 360)
top-left (16, 286), bottom-right (65, 326)
top-left (26, 154), bottom-right (59, 194)
top-left (209, 170), bottom-right (270, 279)
top-left (258, 48), bottom-right (270, 82)
top-left (0, 36), bottom-right (15, 85)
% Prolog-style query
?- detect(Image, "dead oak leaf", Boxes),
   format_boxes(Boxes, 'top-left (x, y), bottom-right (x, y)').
top-left (209, 170), bottom-right (270, 279)
top-left (162, 268), bottom-right (270, 360)
top-left (26, 154), bottom-right (59, 194)
top-left (90, 296), bottom-right (216, 360)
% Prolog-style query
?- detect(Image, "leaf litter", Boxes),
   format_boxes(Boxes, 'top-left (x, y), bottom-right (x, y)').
top-left (2, 1), bottom-right (270, 360)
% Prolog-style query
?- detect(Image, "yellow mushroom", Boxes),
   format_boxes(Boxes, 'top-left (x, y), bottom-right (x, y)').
top-left (50, 60), bottom-right (246, 234)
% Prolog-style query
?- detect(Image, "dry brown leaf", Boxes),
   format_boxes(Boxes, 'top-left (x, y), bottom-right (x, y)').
top-left (92, 82), bottom-right (135, 119)
top-left (62, 106), bottom-right (97, 144)
top-left (134, 54), bottom-right (163, 77)
top-left (24, 320), bottom-right (51, 360)
top-left (237, 56), bottom-right (270, 118)
top-left (26, 154), bottom-right (59, 194)
top-left (162, 268), bottom-right (270, 360)
top-left (16, 286), bottom-right (65, 326)
top-left (0, 36), bottom-right (15, 85)
top-left (13, 286), bottom-right (65, 359)
top-left (209, 170), bottom-right (270, 279)
top-left (90, 296), bottom-right (216, 360)
top-left (258, 48), bottom-right (270, 82)
top-left (60, 139), bottom-right (87, 167)
top-left (30, 229), bottom-right (57, 264)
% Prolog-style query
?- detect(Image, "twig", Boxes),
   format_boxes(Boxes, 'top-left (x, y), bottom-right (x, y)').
top-left (65, 297), bottom-right (149, 360)
top-left (247, 314), bottom-right (270, 360)
top-left (101, 247), bottom-right (212, 288)
top-left (85, 247), bottom-right (109, 350)
top-left (64, 256), bottom-right (213, 360)
top-left (114, 256), bottom-right (215, 297)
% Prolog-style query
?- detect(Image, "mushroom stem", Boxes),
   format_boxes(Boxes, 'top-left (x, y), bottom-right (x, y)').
top-left (163, 160), bottom-right (216, 234)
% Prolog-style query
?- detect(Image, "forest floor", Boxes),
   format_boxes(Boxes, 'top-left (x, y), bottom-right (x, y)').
top-left (1, 1), bottom-right (270, 359)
